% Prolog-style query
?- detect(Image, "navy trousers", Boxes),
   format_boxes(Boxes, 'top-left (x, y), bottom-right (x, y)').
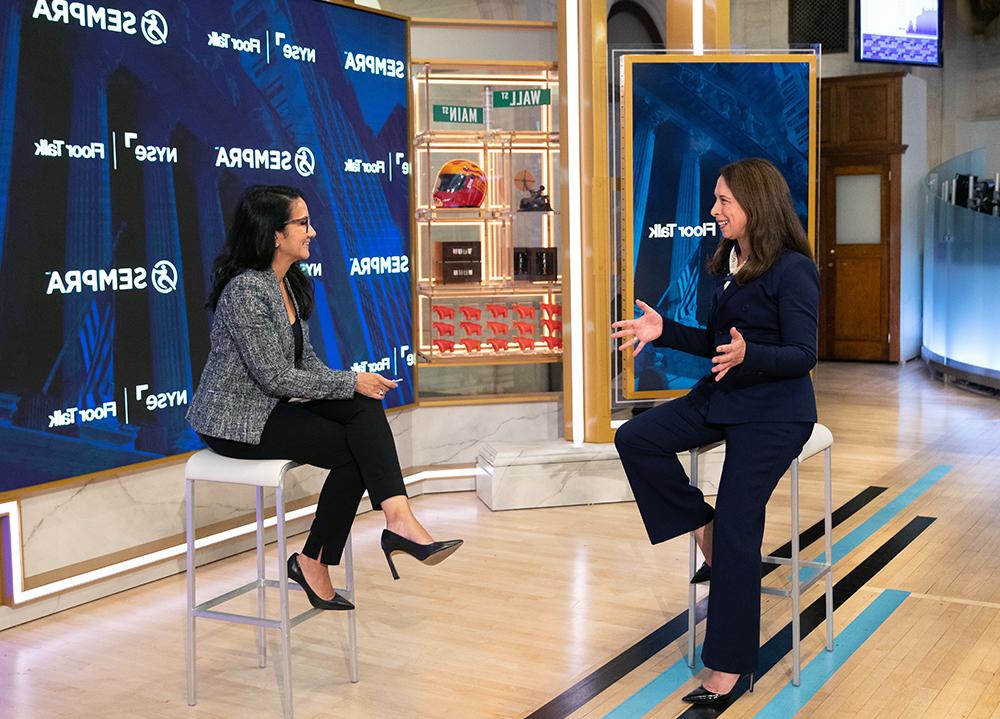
top-left (615, 396), bottom-right (812, 673)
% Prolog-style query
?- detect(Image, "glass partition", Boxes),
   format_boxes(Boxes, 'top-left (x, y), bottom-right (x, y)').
top-left (923, 148), bottom-right (1000, 387)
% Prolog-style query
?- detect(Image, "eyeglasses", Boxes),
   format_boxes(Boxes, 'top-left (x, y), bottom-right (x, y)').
top-left (284, 216), bottom-right (312, 231)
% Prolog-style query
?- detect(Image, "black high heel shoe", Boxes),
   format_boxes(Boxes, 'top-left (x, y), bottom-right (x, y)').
top-left (287, 553), bottom-right (355, 611)
top-left (380, 529), bottom-right (463, 580)
top-left (690, 561), bottom-right (711, 584)
top-left (681, 672), bottom-right (754, 705)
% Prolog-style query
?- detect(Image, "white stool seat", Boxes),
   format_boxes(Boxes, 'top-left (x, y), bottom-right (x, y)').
top-left (185, 450), bottom-right (297, 488)
top-left (798, 423), bottom-right (833, 463)
top-left (185, 448), bottom-right (357, 719)
top-left (686, 422), bottom-right (835, 686)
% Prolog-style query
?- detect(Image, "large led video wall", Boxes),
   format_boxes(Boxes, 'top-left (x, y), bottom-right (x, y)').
top-left (0, 0), bottom-right (413, 492)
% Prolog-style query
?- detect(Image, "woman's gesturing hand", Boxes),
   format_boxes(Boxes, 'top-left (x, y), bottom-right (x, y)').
top-left (611, 299), bottom-right (663, 357)
top-left (712, 327), bottom-right (746, 381)
top-left (355, 372), bottom-right (398, 399)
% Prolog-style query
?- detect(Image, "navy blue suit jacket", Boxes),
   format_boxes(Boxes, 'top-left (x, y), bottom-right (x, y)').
top-left (652, 250), bottom-right (819, 424)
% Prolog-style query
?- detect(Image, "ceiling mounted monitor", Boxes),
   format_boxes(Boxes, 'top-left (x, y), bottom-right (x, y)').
top-left (856, 0), bottom-right (942, 67)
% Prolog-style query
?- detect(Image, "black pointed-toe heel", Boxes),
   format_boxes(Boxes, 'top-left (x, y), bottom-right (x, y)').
top-left (681, 672), bottom-right (754, 705)
top-left (287, 553), bottom-right (355, 611)
top-left (690, 561), bottom-right (711, 584)
top-left (380, 529), bottom-right (463, 580)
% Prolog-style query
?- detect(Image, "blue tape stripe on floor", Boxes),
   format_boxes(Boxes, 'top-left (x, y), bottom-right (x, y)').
top-left (801, 465), bottom-right (950, 582)
top-left (602, 652), bottom-right (704, 719)
top-left (751, 589), bottom-right (910, 719)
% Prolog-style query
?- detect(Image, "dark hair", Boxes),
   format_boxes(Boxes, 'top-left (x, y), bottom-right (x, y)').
top-left (207, 185), bottom-right (314, 318)
top-left (707, 158), bottom-right (812, 284)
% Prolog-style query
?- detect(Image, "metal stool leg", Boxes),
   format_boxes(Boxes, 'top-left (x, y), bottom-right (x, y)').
top-left (345, 533), bottom-right (359, 683)
top-left (824, 447), bottom-right (834, 652)
top-left (256, 486), bottom-right (267, 668)
top-left (186, 479), bottom-right (197, 706)
top-left (687, 449), bottom-right (699, 668)
top-left (790, 459), bottom-right (801, 686)
top-left (276, 482), bottom-right (293, 719)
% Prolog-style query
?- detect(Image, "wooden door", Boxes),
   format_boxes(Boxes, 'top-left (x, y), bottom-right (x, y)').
top-left (819, 159), bottom-right (891, 360)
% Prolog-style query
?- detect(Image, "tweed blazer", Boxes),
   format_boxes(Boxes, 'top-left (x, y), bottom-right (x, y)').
top-left (187, 268), bottom-right (357, 443)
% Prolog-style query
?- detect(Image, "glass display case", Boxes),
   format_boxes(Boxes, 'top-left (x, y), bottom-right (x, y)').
top-left (411, 61), bottom-right (562, 400)
top-left (923, 148), bottom-right (1000, 390)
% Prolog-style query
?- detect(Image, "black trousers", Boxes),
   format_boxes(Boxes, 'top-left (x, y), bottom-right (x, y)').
top-left (614, 396), bottom-right (812, 674)
top-left (202, 395), bottom-right (406, 566)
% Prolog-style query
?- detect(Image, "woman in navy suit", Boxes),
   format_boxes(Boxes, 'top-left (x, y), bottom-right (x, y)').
top-left (611, 158), bottom-right (819, 705)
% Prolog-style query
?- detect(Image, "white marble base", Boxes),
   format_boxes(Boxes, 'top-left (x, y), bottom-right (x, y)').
top-left (476, 440), bottom-right (725, 511)
top-left (1, 400), bottom-right (555, 628)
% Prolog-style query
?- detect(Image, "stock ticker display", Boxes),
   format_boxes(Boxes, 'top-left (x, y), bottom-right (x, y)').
top-left (0, 0), bottom-right (414, 491)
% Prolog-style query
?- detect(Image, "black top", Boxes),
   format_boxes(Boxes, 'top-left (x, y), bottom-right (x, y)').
top-left (291, 318), bottom-right (303, 367)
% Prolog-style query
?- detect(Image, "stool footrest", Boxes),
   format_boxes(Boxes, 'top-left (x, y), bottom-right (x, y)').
top-left (261, 578), bottom-right (350, 598)
top-left (196, 580), bottom-right (262, 612)
top-left (762, 557), bottom-right (829, 570)
top-left (192, 606), bottom-right (323, 628)
top-left (761, 565), bottom-right (832, 596)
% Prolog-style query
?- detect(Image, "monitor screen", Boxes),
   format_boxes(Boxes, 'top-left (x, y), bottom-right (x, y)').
top-left (856, 0), bottom-right (942, 67)
top-left (0, 0), bottom-right (413, 492)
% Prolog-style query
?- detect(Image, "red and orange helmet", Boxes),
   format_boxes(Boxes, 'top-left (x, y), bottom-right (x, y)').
top-left (433, 159), bottom-right (487, 208)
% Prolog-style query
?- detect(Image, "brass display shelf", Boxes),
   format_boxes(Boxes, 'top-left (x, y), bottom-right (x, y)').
top-left (417, 281), bottom-right (561, 297)
top-left (412, 59), bottom-right (561, 397)
top-left (417, 349), bottom-right (562, 366)
top-left (413, 129), bottom-right (558, 148)
top-left (417, 391), bottom-right (561, 408)
top-left (414, 207), bottom-right (509, 221)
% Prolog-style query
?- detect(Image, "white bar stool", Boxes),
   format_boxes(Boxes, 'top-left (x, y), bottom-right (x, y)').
top-left (185, 449), bottom-right (358, 719)
top-left (686, 423), bottom-right (834, 686)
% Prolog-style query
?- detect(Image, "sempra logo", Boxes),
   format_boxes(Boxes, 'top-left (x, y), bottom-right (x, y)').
top-left (32, 1), bottom-right (168, 45)
top-left (215, 146), bottom-right (316, 177)
top-left (294, 147), bottom-right (315, 177)
top-left (139, 9), bottom-right (167, 45)
top-left (45, 260), bottom-right (179, 295)
top-left (349, 256), bottom-right (409, 276)
top-left (343, 51), bottom-right (405, 79)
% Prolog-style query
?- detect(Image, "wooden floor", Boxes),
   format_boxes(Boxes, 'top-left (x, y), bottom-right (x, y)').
top-left (3, 361), bottom-right (1000, 718)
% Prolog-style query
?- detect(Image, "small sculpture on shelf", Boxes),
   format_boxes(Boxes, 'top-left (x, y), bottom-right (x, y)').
top-left (514, 169), bottom-right (553, 212)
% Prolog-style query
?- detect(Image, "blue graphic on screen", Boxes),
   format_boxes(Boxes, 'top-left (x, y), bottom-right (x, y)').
top-left (0, 0), bottom-right (412, 491)
top-left (630, 61), bottom-right (810, 393)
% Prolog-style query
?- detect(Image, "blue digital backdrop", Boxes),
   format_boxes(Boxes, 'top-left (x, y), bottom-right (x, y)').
top-left (0, 0), bottom-right (413, 491)
top-left (627, 58), bottom-right (812, 395)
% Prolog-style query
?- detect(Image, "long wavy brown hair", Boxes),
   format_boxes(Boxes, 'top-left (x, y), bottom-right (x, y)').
top-left (707, 158), bottom-right (812, 284)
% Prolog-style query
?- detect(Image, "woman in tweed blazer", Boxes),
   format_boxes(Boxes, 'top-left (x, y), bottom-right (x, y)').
top-left (188, 185), bottom-right (461, 610)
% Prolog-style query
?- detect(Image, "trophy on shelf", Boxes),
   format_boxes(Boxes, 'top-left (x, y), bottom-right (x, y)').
top-left (514, 169), bottom-right (552, 212)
